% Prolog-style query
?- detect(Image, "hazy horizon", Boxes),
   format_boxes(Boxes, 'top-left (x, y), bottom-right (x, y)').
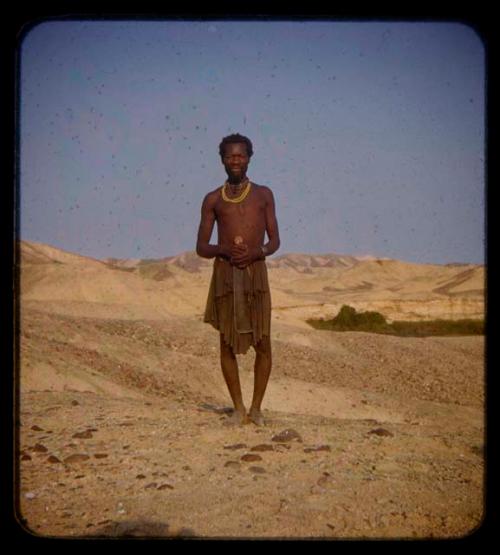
top-left (19, 20), bottom-right (485, 265)
top-left (20, 237), bottom-right (483, 267)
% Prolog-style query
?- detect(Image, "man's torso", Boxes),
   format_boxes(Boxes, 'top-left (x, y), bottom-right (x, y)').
top-left (212, 182), bottom-right (268, 250)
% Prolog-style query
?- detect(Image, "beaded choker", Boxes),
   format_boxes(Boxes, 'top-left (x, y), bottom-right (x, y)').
top-left (221, 180), bottom-right (251, 203)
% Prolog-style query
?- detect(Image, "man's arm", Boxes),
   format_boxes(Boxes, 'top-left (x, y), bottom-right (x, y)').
top-left (196, 192), bottom-right (230, 259)
top-left (262, 186), bottom-right (280, 257)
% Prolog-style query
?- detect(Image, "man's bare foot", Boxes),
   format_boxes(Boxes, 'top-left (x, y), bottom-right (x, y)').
top-left (224, 409), bottom-right (249, 426)
top-left (248, 408), bottom-right (265, 426)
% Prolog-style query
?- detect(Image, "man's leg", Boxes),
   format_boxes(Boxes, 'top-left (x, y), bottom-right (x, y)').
top-left (219, 334), bottom-right (248, 424)
top-left (248, 335), bottom-right (272, 425)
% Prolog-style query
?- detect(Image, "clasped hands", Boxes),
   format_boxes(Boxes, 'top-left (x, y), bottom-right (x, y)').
top-left (227, 241), bottom-right (260, 269)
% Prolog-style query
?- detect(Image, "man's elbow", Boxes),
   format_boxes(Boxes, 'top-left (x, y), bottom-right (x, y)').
top-left (196, 242), bottom-right (212, 259)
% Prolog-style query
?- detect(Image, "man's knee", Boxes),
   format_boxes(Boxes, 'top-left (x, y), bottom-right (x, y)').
top-left (254, 335), bottom-right (271, 356)
top-left (220, 334), bottom-right (236, 359)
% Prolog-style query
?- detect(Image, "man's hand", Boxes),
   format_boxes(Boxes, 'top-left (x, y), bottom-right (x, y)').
top-left (230, 243), bottom-right (260, 269)
top-left (218, 244), bottom-right (233, 260)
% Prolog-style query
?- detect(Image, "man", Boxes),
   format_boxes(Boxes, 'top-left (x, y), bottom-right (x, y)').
top-left (196, 133), bottom-right (280, 426)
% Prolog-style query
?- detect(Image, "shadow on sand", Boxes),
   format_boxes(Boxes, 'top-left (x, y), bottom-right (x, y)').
top-left (90, 519), bottom-right (196, 538)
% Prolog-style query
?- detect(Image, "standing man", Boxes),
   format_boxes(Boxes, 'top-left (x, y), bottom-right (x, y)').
top-left (196, 133), bottom-right (280, 426)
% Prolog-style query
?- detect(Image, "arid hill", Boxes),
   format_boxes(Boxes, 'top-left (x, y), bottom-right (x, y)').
top-left (25, 241), bottom-right (483, 323)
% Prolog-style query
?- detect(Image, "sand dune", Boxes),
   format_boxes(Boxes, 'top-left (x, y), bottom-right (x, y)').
top-left (20, 242), bottom-right (212, 319)
top-left (16, 240), bottom-right (484, 538)
top-left (20, 240), bottom-right (108, 268)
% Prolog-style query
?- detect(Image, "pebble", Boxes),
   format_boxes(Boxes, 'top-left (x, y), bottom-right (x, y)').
top-left (241, 454), bottom-right (263, 462)
top-left (21, 453), bottom-right (32, 461)
top-left (304, 445), bottom-right (331, 453)
top-left (47, 455), bottom-right (62, 464)
top-left (223, 443), bottom-right (247, 450)
top-left (248, 466), bottom-right (266, 474)
top-left (272, 429), bottom-right (303, 443)
top-left (31, 425), bottom-right (43, 431)
top-left (369, 428), bottom-right (394, 437)
top-left (157, 483), bottom-right (174, 490)
top-left (94, 453), bottom-right (109, 459)
top-left (25, 492), bottom-right (36, 500)
top-left (250, 444), bottom-right (274, 452)
top-left (32, 443), bottom-right (48, 453)
top-left (224, 461), bottom-right (240, 469)
top-left (136, 474), bottom-right (146, 480)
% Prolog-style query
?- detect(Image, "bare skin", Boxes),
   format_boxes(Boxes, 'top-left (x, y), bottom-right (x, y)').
top-left (196, 142), bottom-right (280, 425)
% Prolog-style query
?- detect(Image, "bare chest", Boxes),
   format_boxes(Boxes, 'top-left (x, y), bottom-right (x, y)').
top-left (215, 188), bottom-right (265, 222)
top-left (214, 187), bottom-right (266, 239)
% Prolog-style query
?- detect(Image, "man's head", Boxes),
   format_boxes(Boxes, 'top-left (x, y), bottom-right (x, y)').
top-left (219, 133), bottom-right (253, 183)
top-left (219, 133), bottom-right (253, 160)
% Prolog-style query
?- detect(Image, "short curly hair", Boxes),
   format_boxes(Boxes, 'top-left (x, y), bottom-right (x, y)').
top-left (218, 133), bottom-right (254, 159)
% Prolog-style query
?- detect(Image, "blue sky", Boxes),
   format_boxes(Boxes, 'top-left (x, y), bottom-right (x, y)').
top-left (19, 20), bottom-right (485, 264)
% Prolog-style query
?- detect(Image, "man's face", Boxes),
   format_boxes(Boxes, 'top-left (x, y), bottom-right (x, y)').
top-left (222, 143), bottom-right (250, 182)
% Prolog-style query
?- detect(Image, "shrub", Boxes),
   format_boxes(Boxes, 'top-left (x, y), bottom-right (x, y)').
top-left (332, 305), bottom-right (388, 331)
top-left (307, 305), bottom-right (484, 337)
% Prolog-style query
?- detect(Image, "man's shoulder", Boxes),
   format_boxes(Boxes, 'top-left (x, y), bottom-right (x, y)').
top-left (203, 186), bottom-right (223, 203)
top-left (251, 182), bottom-right (273, 196)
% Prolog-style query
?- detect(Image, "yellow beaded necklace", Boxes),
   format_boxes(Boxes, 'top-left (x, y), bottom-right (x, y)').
top-left (221, 180), bottom-right (251, 203)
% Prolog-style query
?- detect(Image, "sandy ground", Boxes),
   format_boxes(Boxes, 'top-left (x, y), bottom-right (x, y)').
top-left (16, 242), bottom-right (485, 539)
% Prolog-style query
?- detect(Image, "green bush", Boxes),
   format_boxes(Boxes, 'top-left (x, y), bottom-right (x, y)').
top-left (307, 305), bottom-right (484, 337)
top-left (332, 305), bottom-right (388, 331)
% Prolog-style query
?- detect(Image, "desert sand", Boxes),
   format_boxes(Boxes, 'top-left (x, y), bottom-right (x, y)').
top-left (16, 240), bottom-right (485, 539)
